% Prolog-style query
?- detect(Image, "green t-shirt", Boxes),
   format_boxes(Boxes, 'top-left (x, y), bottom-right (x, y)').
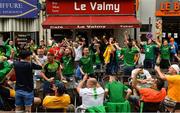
top-left (61, 56), bottom-right (74, 76)
top-left (0, 61), bottom-right (12, 83)
top-left (144, 44), bottom-right (156, 60)
top-left (80, 54), bottom-right (95, 75)
top-left (105, 81), bottom-right (128, 103)
top-left (43, 61), bottom-right (60, 80)
top-left (95, 53), bottom-right (101, 65)
top-left (160, 45), bottom-right (171, 60)
top-left (116, 50), bottom-right (121, 62)
top-left (121, 47), bottom-right (138, 67)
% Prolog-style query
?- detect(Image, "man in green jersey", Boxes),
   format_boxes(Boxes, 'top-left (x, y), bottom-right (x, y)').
top-left (61, 47), bottom-right (76, 88)
top-left (105, 76), bottom-right (132, 112)
top-left (160, 40), bottom-right (172, 69)
top-left (41, 48), bottom-right (63, 96)
top-left (143, 39), bottom-right (158, 68)
top-left (80, 47), bottom-right (99, 78)
top-left (3, 38), bottom-right (18, 59)
top-left (116, 41), bottom-right (139, 76)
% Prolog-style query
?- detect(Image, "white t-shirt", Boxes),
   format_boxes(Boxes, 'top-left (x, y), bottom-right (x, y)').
top-left (79, 87), bottom-right (104, 108)
top-left (74, 46), bottom-right (82, 61)
top-left (34, 55), bottom-right (47, 75)
top-left (131, 69), bottom-right (151, 80)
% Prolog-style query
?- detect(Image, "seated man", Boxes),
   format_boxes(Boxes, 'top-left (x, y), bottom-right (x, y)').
top-left (131, 67), bottom-right (152, 84)
top-left (42, 82), bottom-right (71, 110)
top-left (105, 76), bottom-right (132, 112)
top-left (131, 68), bottom-right (166, 112)
top-left (76, 75), bottom-right (105, 112)
top-left (131, 67), bottom-right (153, 95)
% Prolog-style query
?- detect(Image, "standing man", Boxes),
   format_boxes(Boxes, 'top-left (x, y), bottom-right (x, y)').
top-left (159, 40), bottom-right (172, 69)
top-left (7, 50), bottom-right (42, 112)
top-left (80, 47), bottom-right (99, 78)
top-left (143, 39), bottom-right (158, 68)
top-left (3, 38), bottom-right (17, 59)
top-left (115, 41), bottom-right (140, 76)
top-left (41, 48), bottom-right (63, 96)
top-left (61, 47), bottom-right (75, 87)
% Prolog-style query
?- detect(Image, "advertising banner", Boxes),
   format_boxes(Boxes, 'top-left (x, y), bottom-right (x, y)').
top-left (0, 0), bottom-right (38, 18)
top-left (156, 0), bottom-right (180, 16)
top-left (46, 0), bottom-right (135, 15)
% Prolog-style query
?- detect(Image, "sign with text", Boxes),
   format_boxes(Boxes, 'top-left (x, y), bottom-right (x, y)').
top-left (0, 0), bottom-right (38, 18)
top-left (46, 0), bottom-right (134, 15)
top-left (156, 0), bottom-right (180, 16)
top-left (43, 24), bottom-right (140, 29)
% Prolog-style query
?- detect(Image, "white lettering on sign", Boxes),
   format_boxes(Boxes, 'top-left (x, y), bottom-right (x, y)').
top-left (74, 2), bottom-right (86, 11)
top-left (74, 2), bottom-right (120, 13)
top-left (77, 25), bottom-right (86, 28)
top-left (86, 25), bottom-right (106, 29)
top-left (0, 3), bottom-right (23, 9)
top-left (50, 26), bottom-right (63, 29)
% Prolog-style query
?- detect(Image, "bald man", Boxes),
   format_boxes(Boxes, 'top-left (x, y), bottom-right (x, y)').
top-left (76, 75), bottom-right (105, 108)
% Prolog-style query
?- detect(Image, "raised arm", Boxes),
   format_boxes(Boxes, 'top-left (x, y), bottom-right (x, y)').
top-left (132, 68), bottom-right (142, 91)
top-left (155, 65), bottom-right (167, 80)
top-left (76, 75), bottom-right (88, 93)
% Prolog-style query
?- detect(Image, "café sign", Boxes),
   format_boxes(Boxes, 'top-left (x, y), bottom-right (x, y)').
top-left (45, 25), bottom-right (139, 29)
top-left (156, 0), bottom-right (180, 16)
top-left (0, 0), bottom-right (38, 18)
top-left (46, 0), bottom-right (134, 15)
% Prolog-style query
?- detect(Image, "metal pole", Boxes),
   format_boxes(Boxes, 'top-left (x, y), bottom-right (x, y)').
top-left (149, 17), bottom-right (151, 32)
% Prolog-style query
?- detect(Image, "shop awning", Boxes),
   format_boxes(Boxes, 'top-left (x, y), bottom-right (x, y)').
top-left (42, 16), bottom-right (141, 29)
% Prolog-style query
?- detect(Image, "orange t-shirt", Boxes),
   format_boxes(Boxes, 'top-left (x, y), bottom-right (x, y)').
top-left (166, 75), bottom-right (180, 102)
top-left (139, 88), bottom-right (166, 102)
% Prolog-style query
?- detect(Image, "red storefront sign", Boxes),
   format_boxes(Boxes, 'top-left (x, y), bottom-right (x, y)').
top-left (43, 25), bottom-right (140, 29)
top-left (46, 0), bottom-right (135, 15)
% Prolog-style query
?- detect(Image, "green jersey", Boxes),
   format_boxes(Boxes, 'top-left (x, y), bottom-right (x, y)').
top-left (105, 81), bottom-right (129, 103)
top-left (43, 61), bottom-right (60, 80)
top-left (80, 54), bottom-right (95, 75)
top-left (121, 47), bottom-right (139, 67)
top-left (61, 56), bottom-right (74, 76)
top-left (144, 44), bottom-right (156, 60)
top-left (116, 50), bottom-right (121, 62)
top-left (0, 61), bottom-right (12, 83)
top-left (160, 45), bottom-right (171, 60)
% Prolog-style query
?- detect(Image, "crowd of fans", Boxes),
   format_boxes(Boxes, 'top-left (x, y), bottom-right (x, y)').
top-left (0, 31), bottom-right (180, 113)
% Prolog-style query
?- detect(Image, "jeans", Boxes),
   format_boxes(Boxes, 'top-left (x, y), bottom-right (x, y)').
top-left (15, 90), bottom-right (34, 106)
top-left (123, 66), bottom-right (135, 76)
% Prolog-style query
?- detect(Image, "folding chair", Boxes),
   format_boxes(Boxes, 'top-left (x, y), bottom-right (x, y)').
top-left (173, 102), bottom-right (180, 112)
top-left (75, 106), bottom-right (87, 113)
top-left (140, 101), bottom-right (160, 113)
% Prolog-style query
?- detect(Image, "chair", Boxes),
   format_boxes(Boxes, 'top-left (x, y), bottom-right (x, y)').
top-left (45, 104), bottom-right (75, 113)
top-left (105, 100), bottom-right (131, 113)
top-left (75, 106), bottom-right (87, 113)
top-left (173, 102), bottom-right (180, 112)
top-left (140, 101), bottom-right (160, 113)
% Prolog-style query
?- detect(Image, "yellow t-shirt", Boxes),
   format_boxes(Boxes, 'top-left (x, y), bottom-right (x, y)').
top-left (43, 94), bottom-right (70, 109)
top-left (166, 75), bottom-right (180, 102)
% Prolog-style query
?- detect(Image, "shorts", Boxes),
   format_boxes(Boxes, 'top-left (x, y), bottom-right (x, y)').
top-left (15, 90), bottom-right (34, 106)
top-left (160, 59), bottom-right (170, 69)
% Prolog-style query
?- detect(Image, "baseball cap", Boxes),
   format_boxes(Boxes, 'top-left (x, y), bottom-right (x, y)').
top-left (171, 64), bottom-right (180, 74)
top-left (48, 48), bottom-right (55, 55)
